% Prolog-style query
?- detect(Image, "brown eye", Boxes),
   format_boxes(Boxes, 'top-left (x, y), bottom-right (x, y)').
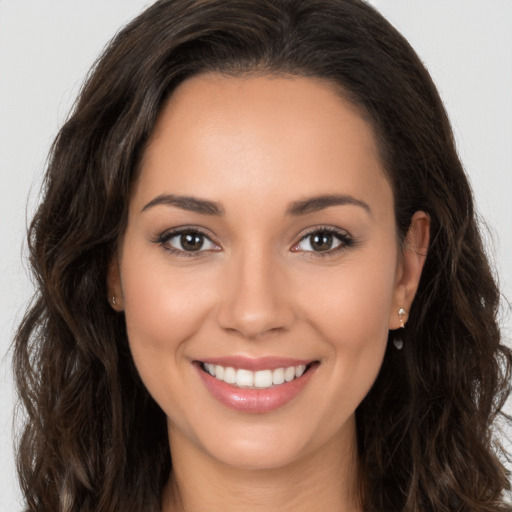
top-left (180, 232), bottom-right (205, 251)
top-left (160, 230), bottom-right (218, 254)
top-left (310, 232), bottom-right (335, 251)
top-left (294, 229), bottom-right (350, 254)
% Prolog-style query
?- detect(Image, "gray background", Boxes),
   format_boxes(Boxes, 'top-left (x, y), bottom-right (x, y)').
top-left (1, 1), bottom-right (511, 510)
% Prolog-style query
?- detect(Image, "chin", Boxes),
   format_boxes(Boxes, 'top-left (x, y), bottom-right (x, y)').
top-left (206, 435), bottom-right (313, 471)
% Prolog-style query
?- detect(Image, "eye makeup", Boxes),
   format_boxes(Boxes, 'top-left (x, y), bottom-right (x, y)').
top-left (152, 224), bottom-right (356, 259)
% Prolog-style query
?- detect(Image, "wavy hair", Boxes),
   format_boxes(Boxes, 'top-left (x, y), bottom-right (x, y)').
top-left (14, 0), bottom-right (511, 511)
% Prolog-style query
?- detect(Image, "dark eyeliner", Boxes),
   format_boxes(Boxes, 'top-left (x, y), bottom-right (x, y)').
top-left (294, 225), bottom-right (355, 258)
top-left (152, 227), bottom-right (217, 257)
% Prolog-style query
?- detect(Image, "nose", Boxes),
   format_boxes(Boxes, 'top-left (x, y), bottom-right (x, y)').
top-left (216, 248), bottom-right (295, 340)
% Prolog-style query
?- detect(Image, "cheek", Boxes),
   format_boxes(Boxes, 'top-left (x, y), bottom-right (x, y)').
top-left (119, 255), bottom-right (220, 437)
top-left (299, 251), bottom-right (397, 344)
top-left (119, 249), bottom-right (215, 375)
top-left (297, 249), bottom-right (397, 398)
top-left (323, 263), bottom-right (395, 391)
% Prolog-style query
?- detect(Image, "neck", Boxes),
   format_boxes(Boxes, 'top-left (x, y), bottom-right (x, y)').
top-left (162, 420), bottom-right (362, 512)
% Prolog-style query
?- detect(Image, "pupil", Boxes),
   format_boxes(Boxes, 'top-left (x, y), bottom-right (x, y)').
top-left (311, 233), bottom-right (333, 251)
top-left (181, 233), bottom-right (203, 251)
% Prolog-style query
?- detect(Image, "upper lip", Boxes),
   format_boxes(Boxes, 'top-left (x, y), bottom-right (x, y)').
top-left (196, 356), bottom-right (316, 371)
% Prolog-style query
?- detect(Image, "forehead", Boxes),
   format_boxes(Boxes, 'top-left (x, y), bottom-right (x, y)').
top-left (135, 73), bottom-right (392, 216)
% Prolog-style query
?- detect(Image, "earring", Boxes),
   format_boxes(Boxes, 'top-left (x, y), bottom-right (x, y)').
top-left (111, 295), bottom-right (116, 306)
top-left (393, 308), bottom-right (407, 350)
top-left (393, 337), bottom-right (404, 350)
top-left (398, 308), bottom-right (407, 328)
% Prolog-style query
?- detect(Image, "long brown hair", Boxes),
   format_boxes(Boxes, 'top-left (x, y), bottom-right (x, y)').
top-left (14, 1), bottom-right (511, 511)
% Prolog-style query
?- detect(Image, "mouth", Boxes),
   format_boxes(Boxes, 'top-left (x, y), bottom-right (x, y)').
top-left (199, 361), bottom-right (315, 389)
top-left (195, 358), bottom-right (319, 413)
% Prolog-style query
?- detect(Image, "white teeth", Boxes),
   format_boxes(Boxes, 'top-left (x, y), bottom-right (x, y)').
top-left (236, 369), bottom-right (253, 387)
top-left (254, 370), bottom-right (273, 388)
top-left (295, 365), bottom-right (306, 377)
top-left (284, 366), bottom-right (295, 382)
top-left (214, 365), bottom-right (224, 380)
top-left (202, 362), bottom-right (309, 389)
top-left (224, 366), bottom-right (236, 384)
top-left (272, 367), bottom-right (285, 385)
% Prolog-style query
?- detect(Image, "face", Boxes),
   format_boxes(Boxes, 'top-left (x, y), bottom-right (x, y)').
top-left (109, 74), bottom-right (428, 471)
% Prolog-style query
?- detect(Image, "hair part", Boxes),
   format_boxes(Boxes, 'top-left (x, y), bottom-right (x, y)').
top-left (14, 1), bottom-right (511, 511)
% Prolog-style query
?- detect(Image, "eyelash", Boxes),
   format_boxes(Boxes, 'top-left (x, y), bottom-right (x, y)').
top-left (154, 227), bottom-right (220, 258)
top-left (154, 225), bottom-right (354, 258)
top-left (292, 226), bottom-right (354, 259)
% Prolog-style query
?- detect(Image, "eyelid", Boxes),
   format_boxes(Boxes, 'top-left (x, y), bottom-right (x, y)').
top-left (153, 224), bottom-right (354, 258)
top-left (290, 225), bottom-right (354, 256)
top-left (154, 226), bottom-right (221, 256)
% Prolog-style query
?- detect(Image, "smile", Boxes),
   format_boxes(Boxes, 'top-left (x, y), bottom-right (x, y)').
top-left (201, 362), bottom-right (307, 389)
top-left (196, 358), bottom-right (318, 413)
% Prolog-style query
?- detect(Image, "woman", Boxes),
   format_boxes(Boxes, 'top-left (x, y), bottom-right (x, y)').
top-left (14, 1), bottom-right (511, 511)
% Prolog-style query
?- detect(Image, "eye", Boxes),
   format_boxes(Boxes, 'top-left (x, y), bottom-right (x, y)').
top-left (157, 229), bottom-right (219, 255)
top-left (292, 228), bottom-right (352, 254)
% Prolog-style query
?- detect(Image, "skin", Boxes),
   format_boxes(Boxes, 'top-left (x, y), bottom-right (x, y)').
top-left (108, 73), bottom-right (429, 512)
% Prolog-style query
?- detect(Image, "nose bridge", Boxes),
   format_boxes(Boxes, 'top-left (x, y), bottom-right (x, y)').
top-left (216, 242), bottom-right (294, 339)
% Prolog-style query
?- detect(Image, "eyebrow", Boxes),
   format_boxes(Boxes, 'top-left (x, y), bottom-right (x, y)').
top-left (141, 194), bottom-right (224, 216)
top-left (141, 192), bottom-right (371, 217)
top-left (286, 194), bottom-right (372, 216)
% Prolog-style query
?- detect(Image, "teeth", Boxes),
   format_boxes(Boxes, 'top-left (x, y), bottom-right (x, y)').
top-left (272, 368), bottom-right (285, 385)
top-left (254, 370), bottom-right (272, 388)
top-left (202, 362), bottom-right (308, 389)
top-left (224, 366), bottom-right (236, 384)
top-left (295, 365), bottom-right (306, 377)
top-left (215, 365), bottom-right (224, 380)
top-left (236, 369), bottom-right (253, 387)
top-left (284, 366), bottom-right (295, 382)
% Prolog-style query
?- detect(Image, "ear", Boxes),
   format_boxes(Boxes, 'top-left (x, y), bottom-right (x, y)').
top-left (107, 255), bottom-right (124, 312)
top-left (388, 211), bottom-right (430, 329)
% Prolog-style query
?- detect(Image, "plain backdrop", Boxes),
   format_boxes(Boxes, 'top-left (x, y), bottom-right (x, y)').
top-left (1, 1), bottom-right (511, 510)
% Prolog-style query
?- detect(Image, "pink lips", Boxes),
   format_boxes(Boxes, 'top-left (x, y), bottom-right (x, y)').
top-left (195, 357), bottom-right (318, 413)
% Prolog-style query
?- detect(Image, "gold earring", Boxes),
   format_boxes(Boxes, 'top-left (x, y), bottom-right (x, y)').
top-left (398, 308), bottom-right (407, 328)
top-left (112, 295), bottom-right (116, 306)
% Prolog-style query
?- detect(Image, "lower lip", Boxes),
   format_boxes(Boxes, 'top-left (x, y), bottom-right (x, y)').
top-left (196, 363), bottom-right (317, 413)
